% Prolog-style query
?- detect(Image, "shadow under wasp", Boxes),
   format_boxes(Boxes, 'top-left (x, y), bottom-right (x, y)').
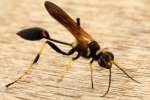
top-left (6, 1), bottom-right (140, 96)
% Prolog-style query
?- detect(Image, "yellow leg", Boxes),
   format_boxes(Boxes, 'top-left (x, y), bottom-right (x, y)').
top-left (89, 63), bottom-right (94, 88)
top-left (6, 42), bottom-right (46, 87)
top-left (57, 58), bottom-right (73, 83)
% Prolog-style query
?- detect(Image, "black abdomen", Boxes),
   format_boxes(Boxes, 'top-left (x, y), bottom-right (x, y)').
top-left (17, 27), bottom-right (50, 40)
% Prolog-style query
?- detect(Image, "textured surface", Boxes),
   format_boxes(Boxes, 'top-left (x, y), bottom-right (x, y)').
top-left (0, 0), bottom-right (150, 100)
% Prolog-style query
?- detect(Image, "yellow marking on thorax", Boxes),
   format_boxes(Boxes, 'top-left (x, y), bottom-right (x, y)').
top-left (96, 49), bottom-right (103, 56)
top-left (87, 48), bottom-right (91, 56)
top-left (72, 41), bottom-right (78, 48)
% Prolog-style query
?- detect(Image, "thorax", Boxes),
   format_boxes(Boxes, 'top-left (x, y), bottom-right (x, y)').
top-left (71, 41), bottom-right (100, 58)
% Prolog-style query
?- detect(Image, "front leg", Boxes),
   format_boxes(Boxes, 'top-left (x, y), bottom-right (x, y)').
top-left (89, 58), bottom-right (94, 88)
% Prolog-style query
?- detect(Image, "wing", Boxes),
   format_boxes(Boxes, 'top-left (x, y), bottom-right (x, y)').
top-left (44, 1), bottom-right (94, 48)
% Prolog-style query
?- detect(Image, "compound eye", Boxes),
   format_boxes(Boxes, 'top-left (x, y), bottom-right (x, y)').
top-left (105, 52), bottom-right (114, 61)
top-left (98, 57), bottom-right (105, 67)
top-left (98, 57), bottom-right (109, 69)
top-left (98, 54), bottom-right (112, 69)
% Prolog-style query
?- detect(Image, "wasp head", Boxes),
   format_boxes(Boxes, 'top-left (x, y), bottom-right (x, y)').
top-left (98, 51), bottom-right (114, 69)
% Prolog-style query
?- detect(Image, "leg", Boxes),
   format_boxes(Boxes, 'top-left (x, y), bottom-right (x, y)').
top-left (6, 42), bottom-right (46, 87)
top-left (46, 41), bottom-right (78, 82)
top-left (89, 59), bottom-right (94, 88)
top-left (57, 52), bottom-right (80, 83)
top-left (72, 52), bottom-right (80, 60)
top-left (64, 52), bottom-right (80, 75)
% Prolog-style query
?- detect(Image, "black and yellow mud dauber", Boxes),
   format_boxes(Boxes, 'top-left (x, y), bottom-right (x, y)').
top-left (6, 1), bottom-right (140, 96)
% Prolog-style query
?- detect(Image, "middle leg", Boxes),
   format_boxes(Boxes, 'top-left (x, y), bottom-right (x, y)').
top-left (57, 52), bottom-right (80, 82)
top-left (46, 41), bottom-right (80, 82)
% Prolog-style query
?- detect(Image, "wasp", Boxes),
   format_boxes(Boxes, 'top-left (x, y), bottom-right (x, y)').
top-left (6, 1), bottom-right (140, 96)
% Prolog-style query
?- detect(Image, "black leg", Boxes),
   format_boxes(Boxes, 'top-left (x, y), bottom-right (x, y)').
top-left (6, 42), bottom-right (47, 87)
top-left (72, 52), bottom-right (80, 60)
